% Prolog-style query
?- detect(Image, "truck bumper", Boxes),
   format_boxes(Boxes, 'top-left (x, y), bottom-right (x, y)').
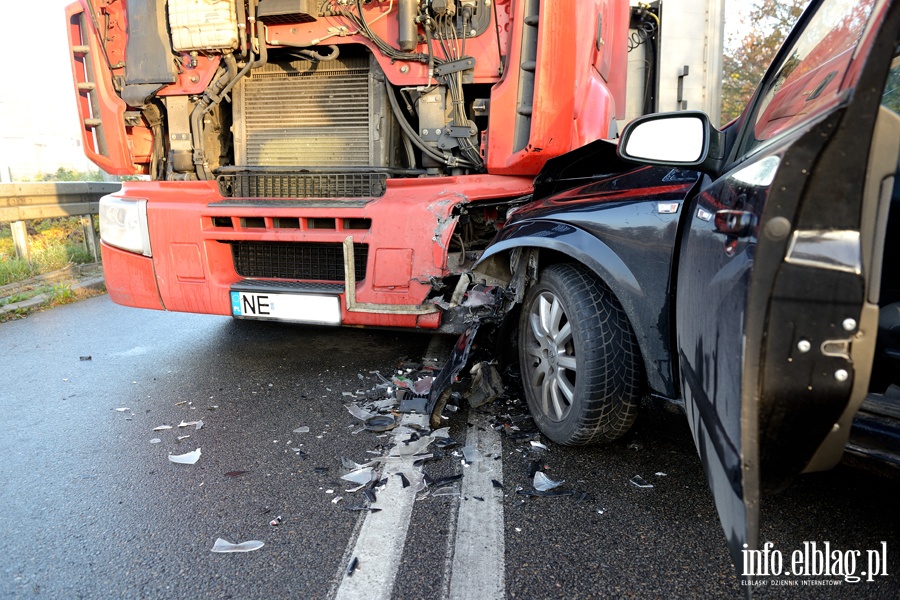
top-left (101, 176), bottom-right (532, 329)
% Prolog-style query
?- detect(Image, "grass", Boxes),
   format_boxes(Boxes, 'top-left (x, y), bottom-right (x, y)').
top-left (0, 217), bottom-right (98, 286)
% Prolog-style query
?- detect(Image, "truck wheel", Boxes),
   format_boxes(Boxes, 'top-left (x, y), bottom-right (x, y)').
top-left (519, 263), bottom-right (642, 445)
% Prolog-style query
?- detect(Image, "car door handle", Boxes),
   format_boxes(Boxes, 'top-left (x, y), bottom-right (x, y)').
top-left (714, 210), bottom-right (757, 237)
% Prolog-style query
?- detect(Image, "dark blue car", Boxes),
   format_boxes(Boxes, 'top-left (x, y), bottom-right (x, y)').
top-left (473, 0), bottom-right (900, 569)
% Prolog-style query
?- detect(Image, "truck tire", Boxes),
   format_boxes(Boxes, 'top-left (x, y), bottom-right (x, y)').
top-left (519, 263), bottom-right (642, 445)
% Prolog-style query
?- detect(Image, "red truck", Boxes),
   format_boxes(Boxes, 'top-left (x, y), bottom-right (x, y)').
top-left (65, 0), bottom-right (633, 331)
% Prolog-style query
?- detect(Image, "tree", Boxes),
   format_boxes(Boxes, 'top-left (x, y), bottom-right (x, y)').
top-left (721, 0), bottom-right (808, 123)
top-left (28, 166), bottom-right (104, 182)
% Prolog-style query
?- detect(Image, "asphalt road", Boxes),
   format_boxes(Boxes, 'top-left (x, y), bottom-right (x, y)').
top-left (1, 295), bottom-right (897, 599)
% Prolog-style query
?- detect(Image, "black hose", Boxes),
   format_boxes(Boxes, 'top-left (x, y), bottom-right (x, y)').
top-left (385, 81), bottom-right (476, 168)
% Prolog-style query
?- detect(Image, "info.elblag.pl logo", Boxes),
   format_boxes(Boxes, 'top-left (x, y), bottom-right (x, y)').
top-left (742, 541), bottom-right (889, 586)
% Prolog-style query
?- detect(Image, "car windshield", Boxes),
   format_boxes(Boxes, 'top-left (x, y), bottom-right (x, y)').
top-left (740, 0), bottom-right (878, 156)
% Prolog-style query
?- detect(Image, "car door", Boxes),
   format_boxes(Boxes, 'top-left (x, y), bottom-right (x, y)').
top-left (674, 0), bottom-right (898, 571)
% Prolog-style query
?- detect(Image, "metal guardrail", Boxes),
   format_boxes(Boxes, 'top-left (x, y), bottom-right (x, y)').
top-left (0, 182), bottom-right (121, 261)
top-left (0, 182), bottom-right (121, 221)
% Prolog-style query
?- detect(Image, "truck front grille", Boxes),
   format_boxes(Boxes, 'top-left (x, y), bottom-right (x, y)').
top-left (230, 241), bottom-right (368, 282)
top-left (217, 172), bottom-right (387, 199)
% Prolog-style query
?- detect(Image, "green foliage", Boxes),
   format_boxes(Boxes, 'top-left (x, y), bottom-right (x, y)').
top-left (49, 283), bottom-right (76, 304)
top-left (26, 167), bottom-right (104, 182)
top-left (882, 65), bottom-right (900, 114)
top-left (721, 0), bottom-right (809, 123)
top-left (0, 218), bottom-right (97, 286)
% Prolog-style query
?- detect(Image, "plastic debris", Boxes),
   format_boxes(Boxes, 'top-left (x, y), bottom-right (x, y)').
top-left (464, 362), bottom-right (505, 408)
top-left (406, 471), bottom-right (427, 493)
top-left (114, 407), bottom-right (130, 412)
top-left (412, 376), bottom-right (434, 395)
top-left (629, 475), bottom-right (654, 489)
top-left (530, 441), bottom-right (549, 451)
top-left (491, 479), bottom-right (503, 489)
top-left (397, 473), bottom-right (410, 488)
top-left (346, 556), bottom-right (359, 577)
top-left (655, 472), bottom-right (667, 477)
top-left (515, 488), bottom-right (574, 498)
top-left (177, 435), bottom-right (191, 441)
top-left (425, 323), bottom-right (479, 427)
top-left (150, 438), bottom-right (162, 444)
top-left (346, 404), bottom-right (375, 421)
top-left (332, 496), bottom-right (343, 504)
top-left (434, 437), bottom-right (460, 449)
top-left (225, 471), bottom-right (249, 477)
top-left (270, 515), bottom-right (282, 526)
top-left (341, 468), bottom-right (375, 486)
top-left (211, 538), bottom-right (264, 553)
top-left (533, 471), bottom-right (565, 491)
top-left (341, 458), bottom-right (374, 471)
top-left (293, 426), bottom-right (310, 434)
top-left (432, 485), bottom-right (461, 496)
top-left (397, 436), bottom-right (434, 458)
top-left (462, 445), bottom-right (483, 464)
top-left (168, 448), bottom-right (201, 465)
top-left (153, 425), bottom-right (172, 431)
top-left (79, 356), bottom-right (92, 361)
top-left (178, 420), bottom-right (202, 428)
top-left (346, 506), bottom-right (382, 513)
top-left (364, 415), bottom-right (397, 432)
top-left (462, 289), bottom-right (495, 307)
top-left (427, 474), bottom-right (463, 487)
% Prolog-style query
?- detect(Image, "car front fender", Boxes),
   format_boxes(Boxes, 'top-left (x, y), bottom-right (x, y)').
top-left (475, 218), bottom-right (676, 397)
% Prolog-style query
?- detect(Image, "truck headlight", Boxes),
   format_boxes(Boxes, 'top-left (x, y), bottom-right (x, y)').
top-left (99, 195), bottom-right (152, 257)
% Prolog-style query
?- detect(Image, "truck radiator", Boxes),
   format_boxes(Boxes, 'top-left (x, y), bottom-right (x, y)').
top-left (230, 241), bottom-right (368, 282)
top-left (231, 53), bottom-right (391, 198)
top-left (217, 172), bottom-right (387, 199)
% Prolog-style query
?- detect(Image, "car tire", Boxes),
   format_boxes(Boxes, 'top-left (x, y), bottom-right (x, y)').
top-left (519, 263), bottom-right (642, 445)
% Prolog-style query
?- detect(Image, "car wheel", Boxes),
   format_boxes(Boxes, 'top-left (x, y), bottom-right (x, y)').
top-left (519, 263), bottom-right (642, 445)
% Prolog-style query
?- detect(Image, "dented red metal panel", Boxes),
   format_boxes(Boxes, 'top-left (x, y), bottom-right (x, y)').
top-left (106, 175), bottom-right (532, 328)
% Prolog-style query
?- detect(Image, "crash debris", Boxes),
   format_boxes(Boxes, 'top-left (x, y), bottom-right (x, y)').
top-left (168, 448), bottom-right (201, 465)
top-left (210, 538), bottom-right (264, 553)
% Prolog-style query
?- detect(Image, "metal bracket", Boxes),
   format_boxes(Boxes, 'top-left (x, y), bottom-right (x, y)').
top-left (434, 57), bottom-right (476, 77)
top-left (342, 236), bottom-right (439, 315)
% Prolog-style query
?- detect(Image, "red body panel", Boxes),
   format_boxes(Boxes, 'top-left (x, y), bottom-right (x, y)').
top-left (100, 242), bottom-right (164, 310)
top-left (68, 0), bottom-right (630, 328)
top-left (110, 176), bottom-right (532, 328)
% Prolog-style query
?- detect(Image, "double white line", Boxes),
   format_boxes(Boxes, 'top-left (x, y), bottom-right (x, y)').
top-left (333, 343), bottom-right (505, 600)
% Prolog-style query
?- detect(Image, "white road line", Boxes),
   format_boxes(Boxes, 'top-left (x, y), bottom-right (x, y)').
top-left (333, 335), bottom-right (507, 600)
top-left (333, 413), bottom-right (429, 600)
top-left (448, 411), bottom-right (505, 600)
top-left (333, 335), bottom-right (454, 600)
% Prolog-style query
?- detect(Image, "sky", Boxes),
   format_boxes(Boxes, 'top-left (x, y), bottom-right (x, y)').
top-left (2, 0), bottom-right (81, 142)
top-left (0, 0), bottom-right (756, 178)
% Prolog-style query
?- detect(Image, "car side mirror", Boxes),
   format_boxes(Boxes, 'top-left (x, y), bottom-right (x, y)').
top-left (618, 111), bottom-right (726, 176)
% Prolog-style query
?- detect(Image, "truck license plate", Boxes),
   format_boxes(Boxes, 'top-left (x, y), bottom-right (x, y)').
top-left (230, 291), bottom-right (341, 325)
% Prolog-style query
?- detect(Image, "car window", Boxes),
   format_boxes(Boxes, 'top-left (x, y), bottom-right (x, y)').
top-left (737, 0), bottom-right (878, 158)
top-left (882, 54), bottom-right (900, 115)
